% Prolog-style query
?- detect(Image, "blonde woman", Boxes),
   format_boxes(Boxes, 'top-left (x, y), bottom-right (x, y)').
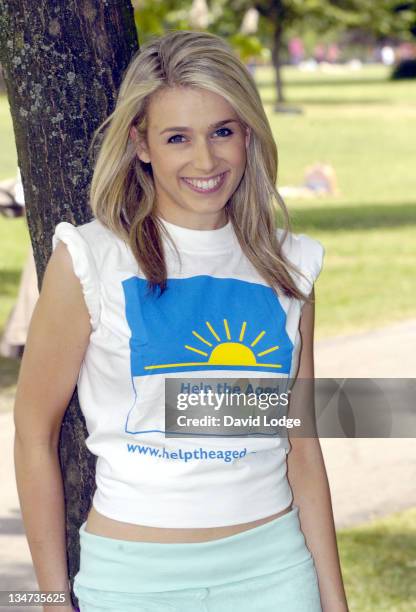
top-left (14, 30), bottom-right (348, 612)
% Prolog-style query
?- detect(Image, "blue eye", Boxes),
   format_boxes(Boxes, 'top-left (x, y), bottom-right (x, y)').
top-left (167, 134), bottom-right (186, 144)
top-left (215, 127), bottom-right (234, 137)
top-left (167, 127), bottom-right (234, 144)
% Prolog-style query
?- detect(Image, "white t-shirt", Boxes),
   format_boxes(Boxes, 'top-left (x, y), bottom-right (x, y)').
top-left (52, 216), bottom-right (324, 528)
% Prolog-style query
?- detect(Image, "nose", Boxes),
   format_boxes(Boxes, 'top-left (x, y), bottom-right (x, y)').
top-left (192, 137), bottom-right (217, 173)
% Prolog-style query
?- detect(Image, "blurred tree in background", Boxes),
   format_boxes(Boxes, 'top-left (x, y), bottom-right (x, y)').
top-left (133, 0), bottom-right (416, 105)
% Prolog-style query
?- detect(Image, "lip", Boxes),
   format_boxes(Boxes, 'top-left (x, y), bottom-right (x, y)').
top-left (181, 171), bottom-right (228, 194)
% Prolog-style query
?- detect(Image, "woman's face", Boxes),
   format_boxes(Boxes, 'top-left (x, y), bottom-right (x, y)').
top-left (130, 86), bottom-right (250, 229)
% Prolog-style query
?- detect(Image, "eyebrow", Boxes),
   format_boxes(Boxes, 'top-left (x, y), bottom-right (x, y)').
top-left (159, 119), bottom-right (239, 135)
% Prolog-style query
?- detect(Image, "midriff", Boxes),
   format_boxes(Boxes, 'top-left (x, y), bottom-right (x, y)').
top-left (85, 503), bottom-right (293, 543)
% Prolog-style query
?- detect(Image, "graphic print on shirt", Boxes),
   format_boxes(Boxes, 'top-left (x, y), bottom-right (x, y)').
top-left (122, 275), bottom-right (293, 436)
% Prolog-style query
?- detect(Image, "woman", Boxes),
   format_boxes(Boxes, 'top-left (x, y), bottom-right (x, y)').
top-left (14, 30), bottom-right (348, 611)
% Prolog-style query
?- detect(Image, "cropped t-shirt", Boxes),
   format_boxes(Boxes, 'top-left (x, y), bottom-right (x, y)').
top-left (51, 216), bottom-right (324, 528)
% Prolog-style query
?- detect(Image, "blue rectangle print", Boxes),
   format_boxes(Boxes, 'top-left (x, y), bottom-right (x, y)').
top-left (122, 275), bottom-right (294, 377)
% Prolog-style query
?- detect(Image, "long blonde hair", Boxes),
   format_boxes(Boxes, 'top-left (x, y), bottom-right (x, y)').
top-left (89, 29), bottom-right (311, 303)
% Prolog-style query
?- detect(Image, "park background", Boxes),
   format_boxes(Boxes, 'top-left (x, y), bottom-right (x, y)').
top-left (0, 1), bottom-right (415, 610)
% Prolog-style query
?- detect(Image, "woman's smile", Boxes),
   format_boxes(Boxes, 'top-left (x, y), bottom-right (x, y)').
top-left (181, 171), bottom-right (228, 194)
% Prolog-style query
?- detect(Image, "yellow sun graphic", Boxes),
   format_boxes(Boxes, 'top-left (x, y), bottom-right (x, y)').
top-left (144, 319), bottom-right (282, 370)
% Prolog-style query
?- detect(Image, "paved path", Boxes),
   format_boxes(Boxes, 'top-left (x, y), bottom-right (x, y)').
top-left (0, 410), bottom-right (41, 610)
top-left (316, 318), bottom-right (416, 526)
top-left (1, 318), bottom-right (415, 598)
top-left (315, 318), bottom-right (416, 378)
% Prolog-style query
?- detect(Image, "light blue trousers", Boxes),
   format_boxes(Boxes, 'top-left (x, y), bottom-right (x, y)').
top-left (73, 505), bottom-right (322, 611)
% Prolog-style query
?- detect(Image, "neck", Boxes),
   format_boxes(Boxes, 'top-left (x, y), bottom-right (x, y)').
top-left (155, 207), bottom-right (228, 231)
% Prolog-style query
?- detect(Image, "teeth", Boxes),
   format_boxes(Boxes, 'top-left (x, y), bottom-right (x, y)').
top-left (184, 173), bottom-right (224, 190)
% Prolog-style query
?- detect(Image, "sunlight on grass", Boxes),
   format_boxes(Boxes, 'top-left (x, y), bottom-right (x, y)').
top-left (257, 64), bottom-right (416, 338)
top-left (0, 96), bottom-right (17, 180)
top-left (339, 507), bottom-right (416, 611)
top-left (0, 216), bottom-right (31, 335)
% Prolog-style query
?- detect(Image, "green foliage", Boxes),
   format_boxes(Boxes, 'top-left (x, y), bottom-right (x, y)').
top-left (133, 0), bottom-right (266, 63)
top-left (228, 33), bottom-right (264, 61)
top-left (134, 0), bottom-right (416, 65)
top-left (134, 1), bottom-right (263, 52)
top-left (254, 0), bottom-right (416, 40)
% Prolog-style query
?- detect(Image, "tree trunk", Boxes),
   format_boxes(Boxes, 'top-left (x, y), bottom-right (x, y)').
top-left (0, 1), bottom-right (138, 606)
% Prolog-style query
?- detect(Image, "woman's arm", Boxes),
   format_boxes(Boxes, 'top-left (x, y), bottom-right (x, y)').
top-left (286, 287), bottom-right (349, 612)
top-left (14, 241), bottom-right (92, 611)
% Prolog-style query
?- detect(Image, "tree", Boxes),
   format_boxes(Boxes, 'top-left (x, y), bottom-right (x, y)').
top-left (253, 0), bottom-right (416, 106)
top-left (0, 0), bottom-right (138, 606)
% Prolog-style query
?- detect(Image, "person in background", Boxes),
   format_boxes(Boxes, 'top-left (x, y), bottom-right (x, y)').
top-left (0, 168), bottom-right (39, 359)
top-left (288, 37), bottom-right (305, 66)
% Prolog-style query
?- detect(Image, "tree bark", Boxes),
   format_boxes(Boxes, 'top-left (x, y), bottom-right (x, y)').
top-left (0, 1), bottom-right (138, 606)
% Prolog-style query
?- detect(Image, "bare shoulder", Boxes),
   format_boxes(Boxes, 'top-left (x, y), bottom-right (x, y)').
top-left (41, 241), bottom-right (92, 330)
top-left (14, 242), bottom-right (92, 447)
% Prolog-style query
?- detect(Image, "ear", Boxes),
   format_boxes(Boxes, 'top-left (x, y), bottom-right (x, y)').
top-left (130, 125), bottom-right (151, 164)
top-left (245, 126), bottom-right (251, 149)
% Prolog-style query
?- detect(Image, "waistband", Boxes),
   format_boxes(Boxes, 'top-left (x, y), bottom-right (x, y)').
top-left (74, 505), bottom-right (312, 593)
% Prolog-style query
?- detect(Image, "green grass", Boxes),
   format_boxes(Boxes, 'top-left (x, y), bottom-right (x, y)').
top-left (339, 507), bottom-right (416, 611)
top-left (257, 64), bottom-right (416, 337)
top-left (0, 95), bottom-right (17, 180)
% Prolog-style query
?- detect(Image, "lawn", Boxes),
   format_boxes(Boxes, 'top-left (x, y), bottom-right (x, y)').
top-left (258, 64), bottom-right (416, 338)
top-left (0, 92), bottom-right (17, 180)
top-left (1, 64), bottom-right (415, 340)
top-left (339, 506), bottom-right (416, 611)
